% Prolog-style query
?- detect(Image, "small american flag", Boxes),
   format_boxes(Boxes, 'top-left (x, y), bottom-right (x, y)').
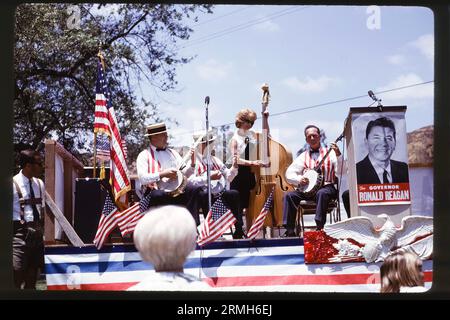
top-left (197, 197), bottom-right (237, 246)
top-left (246, 188), bottom-right (275, 240)
top-left (116, 193), bottom-right (151, 237)
top-left (96, 133), bottom-right (110, 161)
top-left (93, 193), bottom-right (118, 249)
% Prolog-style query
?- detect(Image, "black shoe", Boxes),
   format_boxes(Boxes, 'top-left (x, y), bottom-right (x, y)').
top-left (283, 229), bottom-right (296, 237)
top-left (232, 229), bottom-right (246, 239)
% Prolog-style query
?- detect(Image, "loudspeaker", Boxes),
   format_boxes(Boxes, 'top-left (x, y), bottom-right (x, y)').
top-left (73, 178), bottom-right (105, 243)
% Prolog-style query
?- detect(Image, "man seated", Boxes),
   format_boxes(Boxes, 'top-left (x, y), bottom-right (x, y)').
top-left (282, 125), bottom-right (342, 236)
top-left (187, 130), bottom-right (245, 239)
top-left (136, 122), bottom-right (202, 221)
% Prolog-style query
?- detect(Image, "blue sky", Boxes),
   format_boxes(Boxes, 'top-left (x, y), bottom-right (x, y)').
top-left (99, 5), bottom-right (434, 155)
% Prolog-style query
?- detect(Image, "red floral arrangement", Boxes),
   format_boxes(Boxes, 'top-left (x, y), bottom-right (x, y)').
top-left (304, 231), bottom-right (366, 264)
top-left (304, 230), bottom-right (339, 264)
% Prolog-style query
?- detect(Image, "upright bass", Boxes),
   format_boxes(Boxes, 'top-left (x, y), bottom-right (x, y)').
top-left (246, 84), bottom-right (294, 237)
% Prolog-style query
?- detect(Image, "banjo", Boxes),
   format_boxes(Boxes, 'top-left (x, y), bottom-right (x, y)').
top-left (297, 133), bottom-right (344, 198)
top-left (155, 133), bottom-right (207, 197)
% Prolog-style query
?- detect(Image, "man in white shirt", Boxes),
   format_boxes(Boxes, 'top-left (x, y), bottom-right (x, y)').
top-left (187, 131), bottom-right (245, 238)
top-left (136, 122), bottom-right (201, 221)
top-left (12, 149), bottom-right (45, 289)
top-left (282, 125), bottom-right (342, 236)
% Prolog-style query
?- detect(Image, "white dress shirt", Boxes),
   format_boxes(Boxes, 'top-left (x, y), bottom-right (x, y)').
top-left (12, 170), bottom-right (45, 222)
top-left (368, 155), bottom-right (392, 183)
top-left (136, 144), bottom-right (194, 186)
top-left (187, 154), bottom-right (238, 188)
top-left (286, 147), bottom-right (343, 187)
top-left (229, 129), bottom-right (258, 165)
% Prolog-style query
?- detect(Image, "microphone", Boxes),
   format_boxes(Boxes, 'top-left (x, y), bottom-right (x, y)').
top-left (368, 90), bottom-right (383, 111)
top-left (205, 96), bottom-right (210, 105)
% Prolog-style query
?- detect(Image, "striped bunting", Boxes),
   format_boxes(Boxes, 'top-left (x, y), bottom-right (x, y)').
top-left (44, 238), bottom-right (433, 292)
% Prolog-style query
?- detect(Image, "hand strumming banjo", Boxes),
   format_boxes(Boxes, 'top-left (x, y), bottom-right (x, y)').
top-left (156, 133), bottom-right (207, 197)
top-left (296, 133), bottom-right (344, 198)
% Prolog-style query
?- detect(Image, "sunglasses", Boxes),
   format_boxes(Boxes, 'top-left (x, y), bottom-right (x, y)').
top-left (243, 119), bottom-right (254, 125)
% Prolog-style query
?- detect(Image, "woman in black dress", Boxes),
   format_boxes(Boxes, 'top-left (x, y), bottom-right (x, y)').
top-left (229, 109), bottom-right (267, 212)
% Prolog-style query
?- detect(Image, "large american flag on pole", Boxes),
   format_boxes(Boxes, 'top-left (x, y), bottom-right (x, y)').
top-left (247, 188), bottom-right (275, 240)
top-left (197, 197), bottom-right (237, 246)
top-left (93, 193), bottom-right (119, 249)
top-left (93, 57), bottom-right (130, 201)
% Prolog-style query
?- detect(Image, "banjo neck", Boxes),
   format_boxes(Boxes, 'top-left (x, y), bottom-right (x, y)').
top-left (177, 133), bottom-right (207, 170)
top-left (313, 132), bottom-right (344, 171)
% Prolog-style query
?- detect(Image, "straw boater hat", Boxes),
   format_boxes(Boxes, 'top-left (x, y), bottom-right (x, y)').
top-left (193, 130), bottom-right (217, 144)
top-left (145, 122), bottom-right (168, 137)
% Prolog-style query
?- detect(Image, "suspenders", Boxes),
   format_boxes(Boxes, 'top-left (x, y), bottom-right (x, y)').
top-left (13, 177), bottom-right (43, 223)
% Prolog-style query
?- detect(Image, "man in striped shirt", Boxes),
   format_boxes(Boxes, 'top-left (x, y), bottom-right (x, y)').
top-left (187, 131), bottom-right (245, 239)
top-left (282, 125), bottom-right (342, 236)
top-left (136, 122), bottom-right (201, 221)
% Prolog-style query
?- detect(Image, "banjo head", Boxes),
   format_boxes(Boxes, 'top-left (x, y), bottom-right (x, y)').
top-left (158, 171), bottom-right (186, 196)
top-left (210, 176), bottom-right (226, 195)
top-left (297, 170), bottom-right (323, 197)
top-left (301, 170), bottom-right (319, 192)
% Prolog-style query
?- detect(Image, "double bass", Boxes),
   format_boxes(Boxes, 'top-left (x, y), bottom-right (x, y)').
top-left (246, 84), bottom-right (294, 237)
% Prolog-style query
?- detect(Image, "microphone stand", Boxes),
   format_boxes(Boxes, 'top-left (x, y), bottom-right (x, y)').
top-left (205, 96), bottom-right (212, 212)
top-left (368, 90), bottom-right (383, 112)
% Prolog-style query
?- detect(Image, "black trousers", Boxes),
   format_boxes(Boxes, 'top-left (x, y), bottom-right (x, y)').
top-left (282, 184), bottom-right (337, 229)
top-left (197, 188), bottom-right (244, 230)
top-left (341, 189), bottom-right (351, 218)
top-left (144, 184), bottom-right (203, 225)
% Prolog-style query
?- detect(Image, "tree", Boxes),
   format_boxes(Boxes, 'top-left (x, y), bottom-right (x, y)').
top-left (14, 3), bottom-right (213, 164)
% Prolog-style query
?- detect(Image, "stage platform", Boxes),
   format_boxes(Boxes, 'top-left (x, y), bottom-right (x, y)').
top-left (44, 238), bottom-right (432, 292)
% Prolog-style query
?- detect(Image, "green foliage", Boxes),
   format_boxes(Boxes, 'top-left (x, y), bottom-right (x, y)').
top-left (14, 3), bottom-right (212, 165)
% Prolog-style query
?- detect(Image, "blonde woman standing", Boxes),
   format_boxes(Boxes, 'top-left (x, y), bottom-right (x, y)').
top-left (229, 108), bottom-right (268, 213)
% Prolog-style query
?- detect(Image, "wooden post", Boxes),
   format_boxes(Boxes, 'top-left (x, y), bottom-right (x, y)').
top-left (44, 140), bottom-right (56, 243)
top-left (45, 191), bottom-right (85, 247)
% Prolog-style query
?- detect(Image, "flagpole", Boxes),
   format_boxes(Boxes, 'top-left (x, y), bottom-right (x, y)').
top-left (93, 49), bottom-right (106, 179)
top-left (93, 132), bottom-right (97, 178)
top-left (204, 96), bottom-right (211, 212)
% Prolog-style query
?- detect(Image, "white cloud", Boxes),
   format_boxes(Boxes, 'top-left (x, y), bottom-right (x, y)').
top-left (251, 19), bottom-right (280, 32)
top-left (387, 54), bottom-right (406, 65)
top-left (195, 59), bottom-right (232, 81)
top-left (282, 76), bottom-right (340, 93)
top-left (376, 73), bottom-right (433, 101)
top-left (410, 34), bottom-right (434, 61)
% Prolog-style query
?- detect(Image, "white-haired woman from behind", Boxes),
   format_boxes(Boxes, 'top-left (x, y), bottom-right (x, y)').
top-left (127, 205), bottom-right (211, 291)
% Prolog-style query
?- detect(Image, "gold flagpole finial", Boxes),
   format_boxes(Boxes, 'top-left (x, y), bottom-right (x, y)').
top-left (97, 48), bottom-right (106, 70)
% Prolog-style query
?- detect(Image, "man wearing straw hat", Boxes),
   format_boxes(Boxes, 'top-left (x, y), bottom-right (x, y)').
top-left (136, 122), bottom-right (201, 221)
top-left (187, 129), bottom-right (246, 239)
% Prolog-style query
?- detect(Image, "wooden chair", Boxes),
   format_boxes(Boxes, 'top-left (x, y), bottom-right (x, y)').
top-left (295, 197), bottom-right (341, 236)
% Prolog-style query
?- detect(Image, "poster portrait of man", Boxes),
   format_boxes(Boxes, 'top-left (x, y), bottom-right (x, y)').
top-left (351, 111), bottom-right (411, 206)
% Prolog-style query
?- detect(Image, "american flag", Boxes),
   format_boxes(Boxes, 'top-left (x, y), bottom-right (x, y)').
top-left (197, 197), bottom-right (237, 246)
top-left (96, 133), bottom-right (110, 161)
top-left (116, 193), bottom-right (151, 237)
top-left (246, 188), bottom-right (275, 240)
top-left (93, 58), bottom-right (130, 201)
top-left (121, 139), bottom-right (128, 161)
top-left (93, 193), bottom-right (119, 249)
